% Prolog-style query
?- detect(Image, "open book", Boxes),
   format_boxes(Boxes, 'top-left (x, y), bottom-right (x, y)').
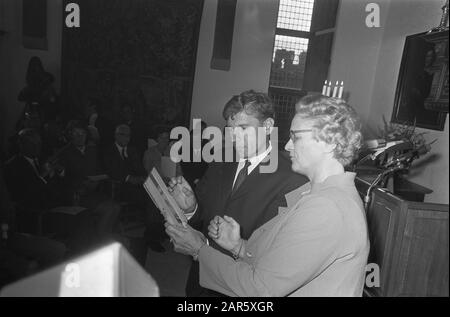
top-left (143, 168), bottom-right (188, 227)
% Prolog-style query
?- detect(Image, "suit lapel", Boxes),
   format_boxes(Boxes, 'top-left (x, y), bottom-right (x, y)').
top-left (222, 161), bottom-right (238, 206)
top-left (20, 156), bottom-right (37, 177)
top-left (228, 167), bottom-right (261, 202)
top-left (227, 152), bottom-right (273, 202)
top-left (113, 145), bottom-right (122, 160)
top-left (20, 156), bottom-right (45, 184)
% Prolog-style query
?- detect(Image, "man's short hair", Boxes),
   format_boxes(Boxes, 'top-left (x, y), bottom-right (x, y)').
top-left (222, 90), bottom-right (275, 123)
top-left (115, 124), bottom-right (131, 134)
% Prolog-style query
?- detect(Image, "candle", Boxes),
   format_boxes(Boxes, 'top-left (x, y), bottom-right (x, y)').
top-left (338, 81), bottom-right (344, 99)
top-left (326, 81), bottom-right (331, 97)
top-left (332, 81), bottom-right (338, 97)
top-left (322, 80), bottom-right (327, 95)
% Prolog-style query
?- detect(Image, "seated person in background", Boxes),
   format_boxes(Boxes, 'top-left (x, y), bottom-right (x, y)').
top-left (4, 128), bottom-right (95, 251)
top-left (59, 120), bottom-right (119, 242)
top-left (180, 120), bottom-right (209, 189)
top-left (142, 126), bottom-right (174, 252)
top-left (4, 129), bottom-right (63, 215)
top-left (120, 104), bottom-right (147, 158)
top-left (1, 164), bottom-right (66, 286)
top-left (104, 124), bottom-right (147, 203)
top-left (41, 113), bottom-right (67, 159)
top-left (143, 126), bottom-right (171, 176)
top-left (84, 98), bottom-right (101, 146)
top-left (166, 95), bottom-right (370, 296)
top-left (88, 99), bottom-right (116, 154)
top-left (7, 111), bottom-right (42, 161)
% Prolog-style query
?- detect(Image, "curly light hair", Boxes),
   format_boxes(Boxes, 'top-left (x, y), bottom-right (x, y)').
top-left (295, 94), bottom-right (363, 166)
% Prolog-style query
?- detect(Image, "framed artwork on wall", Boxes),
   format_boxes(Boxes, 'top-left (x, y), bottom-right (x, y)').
top-left (392, 30), bottom-right (448, 131)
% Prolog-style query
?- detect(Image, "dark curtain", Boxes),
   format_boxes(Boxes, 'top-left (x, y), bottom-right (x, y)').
top-left (61, 0), bottom-right (204, 128)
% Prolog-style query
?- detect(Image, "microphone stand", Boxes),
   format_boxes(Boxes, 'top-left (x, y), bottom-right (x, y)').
top-left (363, 161), bottom-right (411, 211)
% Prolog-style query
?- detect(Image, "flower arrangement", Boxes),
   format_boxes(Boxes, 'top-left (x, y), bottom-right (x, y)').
top-left (358, 117), bottom-right (438, 204)
top-left (378, 116), bottom-right (437, 153)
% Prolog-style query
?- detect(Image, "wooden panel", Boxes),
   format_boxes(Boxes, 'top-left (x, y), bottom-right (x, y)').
top-left (364, 190), bottom-right (403, 297)
top-left (393, 206), bottom-right (449, 296)
top-left (359, 175), bottom-right (450, 297)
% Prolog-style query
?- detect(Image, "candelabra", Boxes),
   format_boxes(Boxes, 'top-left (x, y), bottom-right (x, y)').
top-left (321, 80), bottom-right (344, 98)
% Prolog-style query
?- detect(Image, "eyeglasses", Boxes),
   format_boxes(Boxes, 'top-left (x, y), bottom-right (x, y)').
top-left (289, 129), bottom-right (313, 142)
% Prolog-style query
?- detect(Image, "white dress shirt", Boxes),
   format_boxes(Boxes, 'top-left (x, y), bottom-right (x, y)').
top-left (185, 143), bottom-right (273, 220)
top-left (115, 143), bottom-right (128, 159)
top-left (115, 143), bottom-right (132, 182)
top-left (232, 143), bottom-right (273, 187)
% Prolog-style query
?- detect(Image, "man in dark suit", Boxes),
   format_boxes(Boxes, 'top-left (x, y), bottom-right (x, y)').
top-left (120, 104), bottom-right (147, 158)
top-left (166, 90), bottom-right (308, 296)
top-left (1, 161), bottom-right (66, 286)
top-left (4, 129), bottom-right (89, 252)
top-left (180, 121), bottom-right (209, 189)
top-left (3, 129), bottom-right (62, 223)
top-left (104, 124), bottom-right (165, 253)
top-left (58, 121), bottom-right (119, 242)
top-left (104, 124), bottom-right (147, 203)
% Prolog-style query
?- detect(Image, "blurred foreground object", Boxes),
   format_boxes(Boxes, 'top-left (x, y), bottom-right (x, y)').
top-left (0, 242), bottom-right (159, 297)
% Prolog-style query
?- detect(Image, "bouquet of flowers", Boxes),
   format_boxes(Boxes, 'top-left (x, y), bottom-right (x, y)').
top-left (378, 116), bottom-right (435, 151)
top-left (375, 116), bottom-right (438, 173)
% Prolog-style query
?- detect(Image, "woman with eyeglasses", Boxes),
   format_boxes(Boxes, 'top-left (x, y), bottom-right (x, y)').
top-left (166, 94), bottom-right (369, 296)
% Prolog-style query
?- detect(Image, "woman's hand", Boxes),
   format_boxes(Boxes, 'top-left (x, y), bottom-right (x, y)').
top-left (167, 176), bottom-right (197, 214)
top-left (165, 222), bottom-right (206, 257)
top-left (208, 215), bottom-right (242, 253)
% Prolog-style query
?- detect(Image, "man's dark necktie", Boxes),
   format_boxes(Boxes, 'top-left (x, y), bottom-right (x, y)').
top-left (121, 147), bottom-right (127, 160)
top-left (232, 160), bottom-right (251, 196)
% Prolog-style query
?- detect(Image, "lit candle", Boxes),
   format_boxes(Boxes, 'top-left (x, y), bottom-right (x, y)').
top-left (326, 81), bottom-right (331, 97)
top-left (322, 80), bottom-right (327, 95)
top-left (332, 81), bottom-right (338, 97)
top-left (338, 81), bottom-right (344, 99)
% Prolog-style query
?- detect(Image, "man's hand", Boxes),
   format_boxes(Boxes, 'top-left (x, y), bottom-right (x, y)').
top-left (207, 216), bottom-right (242, 253)
top-left (167, 176), bottom-right (197, 214)
top-left (165, 222), bottom-right (206, 257)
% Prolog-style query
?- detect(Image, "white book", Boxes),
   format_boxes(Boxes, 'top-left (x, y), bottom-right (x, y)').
top-left (143, 168), bottom-right (187, 227)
